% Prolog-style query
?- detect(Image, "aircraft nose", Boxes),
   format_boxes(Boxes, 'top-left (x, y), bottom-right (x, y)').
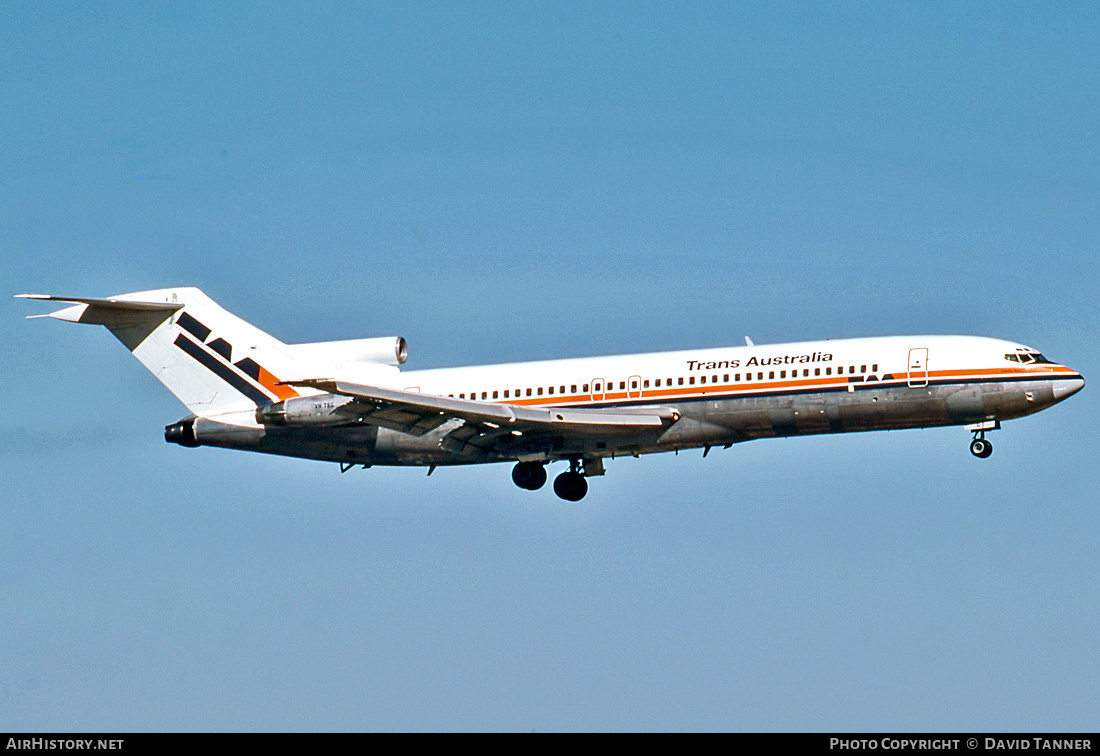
top-left (1053, 374), bottom-right (1085, 402)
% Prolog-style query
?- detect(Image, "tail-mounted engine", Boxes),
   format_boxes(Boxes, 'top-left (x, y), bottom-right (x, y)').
top-left (284, 336), bottom-right (408, 369)
top-left (255, 394), bottom-right (356, 426)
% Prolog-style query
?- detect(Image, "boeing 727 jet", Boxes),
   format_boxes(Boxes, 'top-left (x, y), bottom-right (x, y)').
top-left (19, 288), bottom-right (1085, 500)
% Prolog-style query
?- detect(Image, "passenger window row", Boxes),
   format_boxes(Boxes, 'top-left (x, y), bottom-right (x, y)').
top-left (444, 363), bottom-right (881, 400)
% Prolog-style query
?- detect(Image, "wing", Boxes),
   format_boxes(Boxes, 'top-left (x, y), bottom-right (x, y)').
top-left (285, 379), bottom-right (680, 455)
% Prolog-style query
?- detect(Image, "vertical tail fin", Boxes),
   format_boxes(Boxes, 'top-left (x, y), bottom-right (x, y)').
top-left (18, 288), bottom-right (301, 416)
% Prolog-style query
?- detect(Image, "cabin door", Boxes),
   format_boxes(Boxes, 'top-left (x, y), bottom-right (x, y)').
top-left (907, 347), bottom-right (929, 388)
top-left (590, 378), bottom-right (606, 403)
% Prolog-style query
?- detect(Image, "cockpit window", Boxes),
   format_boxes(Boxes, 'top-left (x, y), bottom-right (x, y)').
top-left (1006, 350), bottom-right (1052, 364)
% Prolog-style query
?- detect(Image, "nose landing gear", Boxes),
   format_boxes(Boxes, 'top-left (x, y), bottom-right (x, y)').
top-left (970, 432), bottom-right (993, 458)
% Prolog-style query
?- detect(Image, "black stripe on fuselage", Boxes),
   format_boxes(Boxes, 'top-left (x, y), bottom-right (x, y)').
top-left (177, 312), bottom-right (211, 342)
top-left (173, 333), bottom-right (272, 406)
top-left (235, 357), bottom-right (262, 381)
top-left (208, 337), bottom-right (232, 361)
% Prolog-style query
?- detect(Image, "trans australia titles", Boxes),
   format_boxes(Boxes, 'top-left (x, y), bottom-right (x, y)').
top-left (686, 350), bottom-right (834, 371)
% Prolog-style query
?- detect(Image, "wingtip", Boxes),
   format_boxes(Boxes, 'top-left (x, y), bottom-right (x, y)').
top-left (15, 294), bottom-right (51, 300)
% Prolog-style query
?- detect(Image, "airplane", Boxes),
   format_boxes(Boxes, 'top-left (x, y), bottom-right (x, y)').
top-left (18, 287), bottom-right (1085, 501)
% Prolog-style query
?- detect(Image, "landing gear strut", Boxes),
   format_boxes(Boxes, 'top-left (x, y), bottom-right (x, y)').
top-left (553, 459), bottom-right (589, 501)
top-left (512, 461), bottom-right (547, 491)
top-left (970, 431), bottom-right (993, 459)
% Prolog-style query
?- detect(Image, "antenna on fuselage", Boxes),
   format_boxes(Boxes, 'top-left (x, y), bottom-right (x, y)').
top-left (744, 336), bottom-right (754, 346)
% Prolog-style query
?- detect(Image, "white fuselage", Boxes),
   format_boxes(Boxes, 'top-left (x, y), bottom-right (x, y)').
top-left (24, 288), bottom-right (1084, 500)
top-left (191, 334), bottom-right (1084, 467)
top-left (397, 335), bottom-right (1027, 410)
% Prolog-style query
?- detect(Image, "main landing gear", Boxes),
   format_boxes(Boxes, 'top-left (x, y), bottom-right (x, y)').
top-left (553, 465), bottom-right (588, 502)
top-left (511, 459), bottom-right (590, 501)
top-left (511, 461), bottom-right (547, 491)
top-left (970, 431), bottom-right (993, 459)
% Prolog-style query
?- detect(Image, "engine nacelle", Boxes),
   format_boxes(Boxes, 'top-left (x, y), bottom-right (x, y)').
top-left (284, 336), bottom-right (408, 369)
top-left (256, 394), bottom-right (356, 426)
top-left (337, 336), bottom-right (407, 366)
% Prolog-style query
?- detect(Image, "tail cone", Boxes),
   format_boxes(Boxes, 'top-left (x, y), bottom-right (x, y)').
top-left (164, 418), bottom-right (199, 447)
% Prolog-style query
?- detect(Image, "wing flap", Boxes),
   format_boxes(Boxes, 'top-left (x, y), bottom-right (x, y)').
top-left (336, 399), bottom-right (454, 436)
top-left (287, 379), bottom-right (679, 441)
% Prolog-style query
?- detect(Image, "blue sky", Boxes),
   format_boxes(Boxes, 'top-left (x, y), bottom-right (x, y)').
top-left (2, 2), bottom-right (1097, 730)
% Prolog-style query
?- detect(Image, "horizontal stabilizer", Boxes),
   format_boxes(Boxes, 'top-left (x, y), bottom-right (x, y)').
top-left (16, 294), bottom-right (183, 327)
top-left (16, 294), bottom-right (185, 311)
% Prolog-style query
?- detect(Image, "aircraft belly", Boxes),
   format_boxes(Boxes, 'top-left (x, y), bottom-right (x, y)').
top-left (194, 417), bottom-right (385, 465)
top-left (946, 387), bottom-right (986, 423)
top-left (836, 394), bottom-right (889, 431)
top-left (792, 402), bottom-right (831, 433)
top-left (676, 380), bottom-right (1053, 442)
top-left (766, 407), bottom-right (797, 435)
top-left (982, 380), bottom-right (1054, 419)
top-left (373, 425), bottom-right (494, 466)
top-left (657, 415), bottom-right (742, 447)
